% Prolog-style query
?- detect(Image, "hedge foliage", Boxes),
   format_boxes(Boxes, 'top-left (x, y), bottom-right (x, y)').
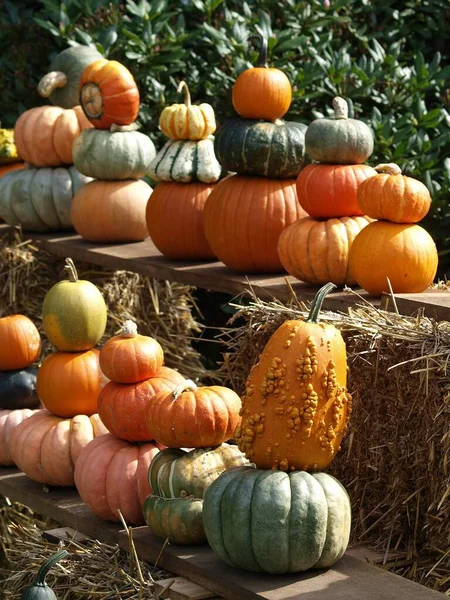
top-left (2, 0), bottom-right (450, 273)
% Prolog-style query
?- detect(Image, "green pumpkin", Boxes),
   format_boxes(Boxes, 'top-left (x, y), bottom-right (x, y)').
top-left (214, 119), bottom-right (307, 179)
top-left (305, 96), bottom-right (374, 164)
top-left (148, 138), bottom-right (223, 183)
top-left (37, 46), bottom-right (102, 109)
top-left (20, 549), bottom-right (68, 600)
top-left (0, 368), bottom-right (39, 410)
top-left (0, 166), bottom-right (91, 232)
top-left (143, 495), bottom-right (206, 545)
top-left (73, 125), bottom-right (156, 180)
top-left (203, 467), bottom-right (351, 574)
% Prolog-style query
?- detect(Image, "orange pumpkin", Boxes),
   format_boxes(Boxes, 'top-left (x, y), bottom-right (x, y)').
top-left (9, 409), bottom-right (108, 486)
top-left (296, 164), bottom-right (376, 218)
top-left (349, 222), bottom-right (438, 296)
top-left (203, 175), bottom-right (306, 272)
top-left (278, 216), bottom-right (373, 286)
top-left (71, 179), bottom-right (150, 242)
top-left (0, 315), bottom-right (41, 371)
top-left (79, 59), bottom-right (140, 129)
top-left (37, 349), bottom-right (106, 418)
top-left (0, 408), bottom-right (42, 466)
top-left (145, 379), bottom-right (241, 448)
top-left (146, 181), bottom-right (216, 260)
top-left (232, 37), bottom-right (292, 122)
top-left (98, 366), bottom-right (185, 442)
top-left (357, 163), bottom-right (431, 223)
top-left (99, 320), bottom-right (164, 384)
top-left (14, 106), bottom-right (92, 167)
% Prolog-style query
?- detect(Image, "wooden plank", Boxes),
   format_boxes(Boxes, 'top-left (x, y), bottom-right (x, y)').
top-left (154, 576), bottom-right (220, 600)
top-left (42, 527), bottom-right (88, 544)
top-left (0, 468), bottom-right (444, 600)
top-left (383, 292), bottom-right (450, 321)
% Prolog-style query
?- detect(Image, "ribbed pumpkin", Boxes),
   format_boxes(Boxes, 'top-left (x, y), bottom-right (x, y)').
top-left (98, 366), bottom-right (185, 442)
top-left (0, 408), bottom-right (42, 466)
top-left (203, 175), bottom-right (305, 272)
top-left (214, 119), bottom-right (307, 179)
top-left (79, 59), bottom-right (140, 129)
top-left (9, 410), bottom-right (108, 486)
top-left (349, 222), bottom-right (438, 296)
top-left (74, 434), bottom-right (162, 524)
top-left (0, 166), bottom-right (92, 232)
top-left (37, 349), bottom-right (106, 418)
top-left (143, 496), bottom-right (205, 545)
top-left (203, 467), bottom-right (351, 574)
top-left (278, 216), bottom-right (373, 286)
top-left (232, 36), bottom-right (292, 122)
top-left (146, 380), bottom-right (241, 448)
top-left (357, 163), bottom-right (431, 223)
top-left (236, 283), bottom-right (352, 471)
top-left (0, 368), bottom-right (39, 409)
top-left (146, 181), bottom-right (216, 260)
top-left (37, 46), bottom-right (103, 108)
top-left (71, 179), bottom-right (150, 242)
top-left (99, 320), bottom-right (164, 384)
top-left (0, 315), bottom-right (41, 371)
top-left (42, 258), bottom-right (107, 352)
top-left (0, 128), bottom-right (20, 164)
top-left (159, 81), bottom-right (216, 140)
top-left (149, 138), bottom-right (222, 184)
top-left (296, 163), bottom-right (376, 218)
top-left (14, 106), bottom-right (92, 167)
top-left (72, 125), bottom-right (156, 180)
top-left (305, 97), bottom-right (374, 164)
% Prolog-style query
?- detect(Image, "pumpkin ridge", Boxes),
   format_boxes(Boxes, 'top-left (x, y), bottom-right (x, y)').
top-left (305, 220), bottom-right (319, 283)
top-left (251, 470), bottom-right (280, 571)
top-left (38, 421), bottom-right (61, 485)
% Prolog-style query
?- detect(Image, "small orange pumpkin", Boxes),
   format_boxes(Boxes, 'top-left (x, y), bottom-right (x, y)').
top-left (79, 59), bottom-right (140, 129)
top-left (99, 320), bottom-right (164, 384)
top-left (0, 315), bottom-right (41, 371)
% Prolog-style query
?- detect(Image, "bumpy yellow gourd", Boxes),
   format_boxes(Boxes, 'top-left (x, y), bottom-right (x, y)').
top-left (0, 128), bottom-right (20, 164)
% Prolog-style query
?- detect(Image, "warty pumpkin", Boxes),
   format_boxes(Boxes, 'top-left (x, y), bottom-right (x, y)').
top-left (98, 366), bottom-right (185, 442)
top-left (0, 314), bottom-right (41, 371)
top-left (0, 128), bottom-right (20, 164)
top-left (71, 179), bottom-right (151, 242)
top-left (357, 163), bottom-right (431, 223)
top-left (203, 175), bottom-right (306, 272)
top-left (0, 368), bottom-right (39, 410)
top-left (14, 105), bottom-right (92, 167)
top-left (79, 59), bottom-right (140, 129)
top-left (0, 408), bottom-right (42, 466)
top-left (296, 163), bottom-right (376, 218)
top-left (145, 181), bottom-right (216, 260)
top-left (232, 36), bottom-right (292, 122)
top-left (74, 433), bottom-right (162, 524)
top-left (99, 320), bottom-right (164, 384)
top-left (159, 80), bottom-right (216, 140)
top-left (9, 409), bottom-right (108, 486)
top-left (349, 222), bottom-right (438, 296)
top-left (203, 466), bottom-right (351, 573)
top-left (305, 96), bottom-right (374, 164)
top-left (42, 258), bottom-right (107, 352)
top-left (236, 283), bottom-right (352, 471)
top-left (277, 216), bottom-right (373, 286)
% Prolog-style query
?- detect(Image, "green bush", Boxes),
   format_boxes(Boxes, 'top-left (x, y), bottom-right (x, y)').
top-left (2, 0), bottom-right (450, 274)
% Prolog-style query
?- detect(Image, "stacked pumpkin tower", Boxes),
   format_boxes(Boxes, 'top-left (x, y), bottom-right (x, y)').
top-left (72, 59), bottom-right (156, 243)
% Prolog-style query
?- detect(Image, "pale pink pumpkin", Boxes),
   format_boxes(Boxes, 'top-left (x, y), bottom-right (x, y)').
top-left (0, 408), bottom-right (42, 465)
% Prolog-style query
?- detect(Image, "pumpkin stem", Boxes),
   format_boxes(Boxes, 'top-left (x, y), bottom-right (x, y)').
top-left (172, 379), bottom-right (198, 400)
top-left (37, 71), bottom-right (68, 98)
top-left (110, 123), bottom-right (138, 133)
top-left (177, 81), bottom-right (191, 107)
top-left (64, 257), bottom-right (79, 282)
top-left (332, 97), bottom-right (348, 120)
top-left (34, 549), bottom-right (69, 585)
top-left (374, 163), bottom-right (402, 176)
top-left (248, 34), bottom-right (268, 68)
top-left (306, 283), bottom-right (336, 323)
top-left (120, 320), bottom-right (138, 337)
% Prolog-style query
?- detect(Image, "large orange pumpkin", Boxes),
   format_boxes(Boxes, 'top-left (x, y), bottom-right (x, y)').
top-left (349, 222), bottom-right (438, 296)
top-left (0, 315), bottom-right (41, 371)
top-left (98, 366), bottom-right (185, 442)
top-left (277, 216), bottom-right (373, 286)
top-left (203, 175), bottom-right (305, 272)
top-left (9, 410), bottom-right (108, 486)
top-left (146, 181), bottom-right (216, 260)
top-left (37, 349), bottom-right (106, 418)
top-left (0, 408), bottom-right (42, 466)
top-left (14, 106), bottom-right (92, 167)
top-left (79, 59), bottom-right (140, 129)
top-left (236, 283), bottom-right (352, 472)
top-left (296, 164), bottom-right (376, 218)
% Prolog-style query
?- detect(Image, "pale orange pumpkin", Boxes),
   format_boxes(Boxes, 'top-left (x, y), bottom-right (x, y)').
top-left (0, 408), bottom-right (42, 466)
top-left (0, 314), bottom-right (41, 371)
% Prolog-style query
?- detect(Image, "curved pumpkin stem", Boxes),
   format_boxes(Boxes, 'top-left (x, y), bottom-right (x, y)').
top-left (306, 282), bottom-right (336, 324)
top-left (248, 34), bottom-right (268, 68)
top-left (374, 163), bottom-right (402, 176)
top-left (64, 257), bottom-right (79, 283)
top-left (34, 549), bottom-right (69, 585)
top-left (173, 379), bottom-right (198, 400)
top-left (177, 81), bottom-right (192, 107)
top-left (119, 320), bottom-right (138, 337)
top-left (37, 71), bottom-right (68, 98)
top-left (110, 123), bottom-right (138, 133)
top-left (332, 97), bottom-right (348, 120)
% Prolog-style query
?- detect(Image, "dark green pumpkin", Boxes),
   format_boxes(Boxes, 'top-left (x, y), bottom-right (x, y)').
top-left (143, 495), bottom-right (206, 545)
top-left (0, 368), bottom-right (39, 410)
top-left (20, 549), bottom-right (68, 600)
top-left (214, 119), bottom-right (307, 179)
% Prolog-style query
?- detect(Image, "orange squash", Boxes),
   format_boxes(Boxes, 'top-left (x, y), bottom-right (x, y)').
top-left (0, 408), bottom-right (42, 466)
top-left (0, 314), bottom-right (41, 371)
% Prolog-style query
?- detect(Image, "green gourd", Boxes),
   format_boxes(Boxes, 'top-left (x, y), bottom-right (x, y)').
top-left (143, 495), bottom-right (206, 545)
top-left (20, 549), bottom-right (68, 599)
top-left (0, 368), bottom-right (39, 410)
